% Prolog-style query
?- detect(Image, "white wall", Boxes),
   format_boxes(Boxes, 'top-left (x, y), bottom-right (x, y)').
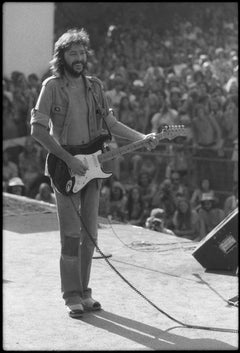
top-left (3, 2), bottom-right (55, 78)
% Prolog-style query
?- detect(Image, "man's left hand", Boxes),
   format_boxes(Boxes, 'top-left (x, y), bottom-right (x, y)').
top-left (144, 133), bottom-right (158, 151)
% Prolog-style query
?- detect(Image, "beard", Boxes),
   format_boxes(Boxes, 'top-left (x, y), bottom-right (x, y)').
top-left (63, 58), bottom-right (88, 78)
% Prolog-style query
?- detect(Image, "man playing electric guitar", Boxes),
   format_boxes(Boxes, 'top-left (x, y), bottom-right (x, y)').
top-left (30, 28), bottom-right (158, 319)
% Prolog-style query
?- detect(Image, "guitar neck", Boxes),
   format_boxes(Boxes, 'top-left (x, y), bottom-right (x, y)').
top-left (98, 131), bottom-right (165, 163)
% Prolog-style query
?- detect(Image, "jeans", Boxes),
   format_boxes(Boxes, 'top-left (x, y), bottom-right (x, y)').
top-left (54, 179), bottom-right (100, 300)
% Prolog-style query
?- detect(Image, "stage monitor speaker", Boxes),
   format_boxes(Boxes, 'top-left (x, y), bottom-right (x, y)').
top-left (192, 208), bottom-right (238, 273)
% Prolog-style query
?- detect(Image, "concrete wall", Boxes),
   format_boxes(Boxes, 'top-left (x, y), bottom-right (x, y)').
top-left (3, 2), bottom-right (55, 79)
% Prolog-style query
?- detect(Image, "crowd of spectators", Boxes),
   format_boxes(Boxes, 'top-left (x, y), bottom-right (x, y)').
top-left (3, 4), bottom-right (238, 239)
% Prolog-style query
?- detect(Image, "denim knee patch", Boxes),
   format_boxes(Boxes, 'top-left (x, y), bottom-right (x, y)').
top-left (62, 236), bottom-right (80, 257)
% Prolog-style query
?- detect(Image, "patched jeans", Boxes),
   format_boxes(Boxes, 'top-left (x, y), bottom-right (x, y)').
top-left (54, 179), bottom-right (100, 301)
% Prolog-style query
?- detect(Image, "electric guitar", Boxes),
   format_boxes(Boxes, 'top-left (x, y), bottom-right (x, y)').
top-left (47, 125), bottom-right (187, 195)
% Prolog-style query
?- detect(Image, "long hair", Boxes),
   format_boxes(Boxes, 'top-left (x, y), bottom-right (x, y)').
top-left (50, 28), bottom-right (92, 77)
top-left (175, 197), bottom-right (192, 229)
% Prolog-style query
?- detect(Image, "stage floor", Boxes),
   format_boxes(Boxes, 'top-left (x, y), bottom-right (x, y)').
top-left (3, 209), bottom-right (238, 350)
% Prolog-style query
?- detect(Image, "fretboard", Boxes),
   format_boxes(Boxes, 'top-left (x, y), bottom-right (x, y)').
top-left (98, 132), bottom-right (165, 163)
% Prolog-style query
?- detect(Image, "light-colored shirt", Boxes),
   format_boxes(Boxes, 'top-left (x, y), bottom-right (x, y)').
top-left (30, 75), bottom-right (118, 145)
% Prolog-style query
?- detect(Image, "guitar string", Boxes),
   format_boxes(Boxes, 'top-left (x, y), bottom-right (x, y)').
top-left (69, 194), bottom-right (238, 334)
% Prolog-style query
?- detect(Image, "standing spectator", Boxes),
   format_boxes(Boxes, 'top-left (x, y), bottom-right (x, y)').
top-left (220, 99), bottom-right (238, 156)
top-left (172, 197), bottom-right (200, 241)
top-left (11, 71), bottom-right (32, 136)
top-left (151, 93), bottom-right (179, 134)
top-left (35, 183), bottom-right (56, 204)
top-left (198, 192), bottom-right (225, 240)
top-left (192, 103), bottom-right (223, 181)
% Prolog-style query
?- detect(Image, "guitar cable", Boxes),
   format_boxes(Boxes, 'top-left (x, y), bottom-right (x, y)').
top-left (68, 194), bottom-right (238, 334)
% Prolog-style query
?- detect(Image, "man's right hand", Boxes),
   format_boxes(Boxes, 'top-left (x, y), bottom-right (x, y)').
top-left (67, 155), bottom-right (89, 176)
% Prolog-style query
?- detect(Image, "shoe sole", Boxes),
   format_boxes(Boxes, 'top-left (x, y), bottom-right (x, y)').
top-left (69, 310), bottom-right (84, 318)
top-left (83, 306), bottom-right (102, 312)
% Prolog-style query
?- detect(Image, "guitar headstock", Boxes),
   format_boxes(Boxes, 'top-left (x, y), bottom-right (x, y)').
top-left (160, 125), bottom-right (188, 140)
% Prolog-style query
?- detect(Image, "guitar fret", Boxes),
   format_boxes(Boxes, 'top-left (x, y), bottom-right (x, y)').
top-left (98, 125), bottom-right (186, 164)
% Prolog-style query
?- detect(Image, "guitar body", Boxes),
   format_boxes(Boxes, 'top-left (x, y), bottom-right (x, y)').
top-left (46, 125), bottom-right (187, 195)
top-left (47, 134), bottom-right (112, 195)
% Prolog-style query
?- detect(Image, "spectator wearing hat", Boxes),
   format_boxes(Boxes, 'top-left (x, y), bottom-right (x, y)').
top-left (198, 192), bottom-right (225, 240)
top-left (7, 177), bottom-right (25, 196)
top-left (145, 208), bottom-right (175, 235)
top-left (172, 197), bottom-right (200, 240)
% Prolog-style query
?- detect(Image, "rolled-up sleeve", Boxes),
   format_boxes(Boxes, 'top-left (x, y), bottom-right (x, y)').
top-left (105, 109), bottom-right (118, 128)
top-left (30, 82), bottom-right (53, 128)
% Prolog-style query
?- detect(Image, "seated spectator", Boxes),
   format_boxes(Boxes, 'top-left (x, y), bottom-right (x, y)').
top-left (18, 136), bottom-right (45, 198)
top-left (126, 185), bottom-right (148, 226)
top-left (165, 143), bottom-right (191, 184)
top-left (151, 178), bottom-right (176, 229)
top-left (35, 183), bottom-right (56, 204)
top-left (3, 149), bottom-right (19, 191)
top-left (98, 188), bottom-right (110, 220)
top-left (223, 183), bottom-right (238, 217)
top-left (108, 181), bottom-right (127, 222)
top-left (198, 192), bottom-right (225, 240)
top-left (190, 178), bottom-right (215, 210)
top-left (170, 170), bottom-right (190, 202)
top-left (145, 208), bottom-right (175, 235)
top-left (7, 177), bottom-right (25, 196)
top-left (137, 171), bottom-right (157, 208)
top-left (172, 197), bottom-right (200, 241)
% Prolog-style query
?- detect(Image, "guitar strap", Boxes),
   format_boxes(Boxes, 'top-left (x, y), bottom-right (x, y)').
top-left (88, 83), bottom-right (112, 141)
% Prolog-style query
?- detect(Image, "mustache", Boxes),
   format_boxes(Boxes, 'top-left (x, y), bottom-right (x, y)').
top-left (72, 61), bottom-right (86, 65)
